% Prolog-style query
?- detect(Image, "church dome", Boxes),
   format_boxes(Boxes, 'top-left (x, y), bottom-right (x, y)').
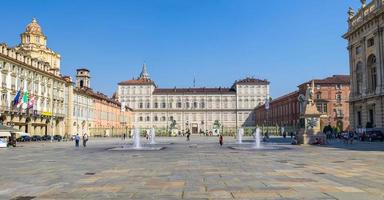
top-left (25, 18), bottom-right (43, 35)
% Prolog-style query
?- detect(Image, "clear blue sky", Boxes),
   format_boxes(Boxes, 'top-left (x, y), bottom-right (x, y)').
top-left (1, 0), bottom-right (361, 98)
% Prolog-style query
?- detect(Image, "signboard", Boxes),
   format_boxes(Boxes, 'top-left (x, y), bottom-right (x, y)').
top-left (42, 112), bottom-right (52, 116)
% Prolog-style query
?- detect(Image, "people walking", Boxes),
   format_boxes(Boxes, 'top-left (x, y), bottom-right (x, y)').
top-left (75, 134), bottom-right (80, 147)
top-left (83, 133), bottom-right (88, 147)
top-left (186, 129), bottom-right (190, 141)
top-left (219, 135), bottom-right (223, 146)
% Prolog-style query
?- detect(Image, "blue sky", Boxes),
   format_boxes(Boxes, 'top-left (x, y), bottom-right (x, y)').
top-left (1, 0), bottom-right (361, 98)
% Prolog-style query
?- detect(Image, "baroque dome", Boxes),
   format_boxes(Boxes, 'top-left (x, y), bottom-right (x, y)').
top-left (25, 18), bottom-right (43, 35)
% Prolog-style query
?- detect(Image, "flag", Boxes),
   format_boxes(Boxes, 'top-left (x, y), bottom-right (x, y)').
top-left (265, 96), bottom-right (270, 110)
top-left (20, 81), bottom-right (28, 110)
top-left (13, 90), bottom-right (21, 107)
top-left (27, 96), bottom-right (36, 109)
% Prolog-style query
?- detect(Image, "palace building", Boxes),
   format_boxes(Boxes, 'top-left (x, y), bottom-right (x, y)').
top-left (343, 0), bottom-right (384, 129)
top-left (255, 75), bottom-right (350, 132)
top-left (65, 69), bottom-right (133, 138)
top-left (116, 64), bottom-right (269, 134)
top-left (0, 18), bottom-right (66, 136)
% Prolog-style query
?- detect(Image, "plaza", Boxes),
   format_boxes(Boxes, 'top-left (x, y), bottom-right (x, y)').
top-left (1, 136), bottom-right (383, 200)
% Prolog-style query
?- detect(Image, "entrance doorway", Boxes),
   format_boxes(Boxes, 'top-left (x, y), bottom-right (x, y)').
top-left (192, 123), bottom-right (198, 134)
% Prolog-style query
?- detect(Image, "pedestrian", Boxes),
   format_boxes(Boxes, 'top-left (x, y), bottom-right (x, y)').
top-left (283, 132), bottom-right (286, 139)
top-left (123, 133), bottom-right (126, 140)
top-left (186, 129), bottom-right (190, 141)
top-left (219, 135), bottom-right (223, 146)
top-left (83, 133), bottom-right (88, 147)
top-left (75, 134), bottom-right (80, 147)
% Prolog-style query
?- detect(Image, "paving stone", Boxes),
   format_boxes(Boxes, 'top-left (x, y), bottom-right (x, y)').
top-left (0, 137), bottom-right (383, 199)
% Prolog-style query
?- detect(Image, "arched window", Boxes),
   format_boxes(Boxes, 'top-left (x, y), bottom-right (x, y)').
top-left (367, 55), bottom-right (377, 92)
top-left (356, 62), bottom-right (363, 95)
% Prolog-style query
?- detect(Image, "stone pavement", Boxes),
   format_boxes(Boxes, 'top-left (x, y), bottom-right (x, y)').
top-left (0, 136), bottom-right (383, 200)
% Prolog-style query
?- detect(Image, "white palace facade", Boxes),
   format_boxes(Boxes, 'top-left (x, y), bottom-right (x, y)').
top-left (117, 64), bottom-right (269, 134)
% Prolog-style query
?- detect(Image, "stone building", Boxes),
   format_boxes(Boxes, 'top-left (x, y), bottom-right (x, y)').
top-left (0, 18), bottom-right (66, 136)
top-left (116, 64), bottom-right (269, 134)
top-left (255, 75), bottom-right (350, 132)
top-left (65, 69), bottom-right (133, 137)
top-left (343, 0), bottom-right (384, 129)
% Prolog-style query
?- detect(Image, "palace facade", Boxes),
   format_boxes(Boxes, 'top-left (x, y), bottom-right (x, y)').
top-left (255, 75), bottom-right (350, 132)
top-left (65, 69), bottom-right (133, 137)
top-left (343, 0), bottom-right (384, 129)
top-left (0, 18), bottom-right (66, 136)
top-left (117, 64), bottom-right (269, 134)
top-left (0, 18), bottom-right (133, 137)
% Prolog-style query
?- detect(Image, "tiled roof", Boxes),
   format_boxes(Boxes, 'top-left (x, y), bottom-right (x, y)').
top-left (118, 78), bottom-right (155, 86)
top-left (235, 77), bottom-right (270, 85)
top-left (300, 75), bottom-right (350, 87)
top-left (153, 87), bottom-right (236, 95)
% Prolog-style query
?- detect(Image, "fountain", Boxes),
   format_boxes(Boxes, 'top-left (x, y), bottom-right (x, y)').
top-left (150, 128), bottom-right (156, 144)
top-left (109, 128), bottom-right (165, 151)
top-left (237, 128), bottom-right (243, 144)
top-left (229, 127), bottom-right (292, 151)
top-left (254, 127), bottom-right (261, 149)
top-left (133, 128), bottom-right (141, 148)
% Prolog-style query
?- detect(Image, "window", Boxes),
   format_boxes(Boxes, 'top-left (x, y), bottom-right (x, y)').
top-left (161, 116), bottom-right (166, 121)
top-left (186, 102), bottom-right (190, 108)
top-left (154, 116), bottom-right (158, 121)
top-left (139, 116), bottom-right (143, 121)
top-left (323, 103), bottom-right (328, 113)
top-left (139, 102), bottom-right (143, 108)
top-left (356, 46), bottom-right (362, 55)
top-left (367, 55), bottom-right (377, 92)
top-left (154, 102), bottom-right (158, 108)
top-left (316, 93), bottom-right (321, 100)
top-left (146, 116), bottom-right (150, 121)
top-left (161, 102), bottom-right (166, 108)
top-left (336, 84), bottom-right (342, 90)
top-left (356, 62), bottom-right (363, 95)
top-left (316, 84), bottom-right (321, 90)
top-left (177, 102), bottom-right (182, 108)
top-left (193, 102), bottom-right (198, 108)
top-left (336, 94), bottom-right (342, 103)
top-left (369, 109), bottom-right (374, 125)
top-left (357, 111), bottom-right (362, 126)
top-left (146, 103), bottom-right (150, 108)
top-left (368, 38), bottom-right (374, 47)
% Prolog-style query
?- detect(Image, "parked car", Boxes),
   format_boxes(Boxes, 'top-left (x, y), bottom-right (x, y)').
top-left (53, 135), bottom-right (62, 141)
top-left (41, 135), bottom-right (52, 141)
top-left (363, 130), bottom-right (384, 142)
top-left (16, 135), bottom-right (31, 142)
top-left (31, 135), bottom-right (42, 141)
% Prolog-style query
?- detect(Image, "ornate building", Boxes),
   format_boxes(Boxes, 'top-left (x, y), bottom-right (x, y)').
top-left (343, 0), bottom-right (384, 129)
top-left (0, 18), bottom-right (66, 136)
top-left (255, 75), bottom-right (350, 132)
top-left (117, 64), bottom-right (269, 134)
top-left (15, 18), bottom-right (61, 76)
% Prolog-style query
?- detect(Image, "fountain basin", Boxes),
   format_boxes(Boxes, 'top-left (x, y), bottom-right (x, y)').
top-left (109, 146), bottom-right (166, 151)
top-left (228, 144), bottom-right (292, 151)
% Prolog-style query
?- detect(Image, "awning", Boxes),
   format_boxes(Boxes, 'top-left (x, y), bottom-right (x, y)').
top-left (15, 132), bottom-right (29, 136)
top-left (0, 124), bottom-right (19, 132)
top-left (0, 132), bottom-right (11, 137)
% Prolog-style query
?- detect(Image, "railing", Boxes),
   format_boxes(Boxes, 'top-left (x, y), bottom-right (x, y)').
top-left (350, 1), bottom-right (379, 27)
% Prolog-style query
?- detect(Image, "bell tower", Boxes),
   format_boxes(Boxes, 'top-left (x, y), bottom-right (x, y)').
top-left (76, 68), bottom-right (91, 89)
